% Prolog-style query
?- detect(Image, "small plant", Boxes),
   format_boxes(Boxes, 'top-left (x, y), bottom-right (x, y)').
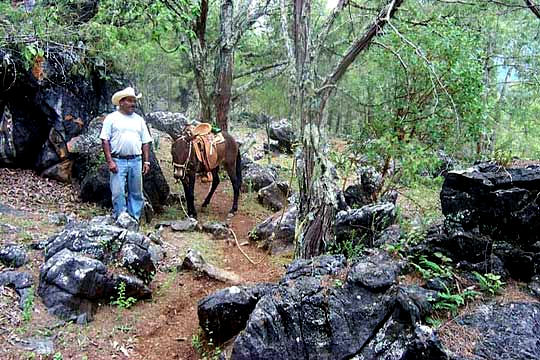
top-left (473, 272), bottom-right (504, 296)
top-left (492, 148), bottom-right (513, 167)
top-left (22, 286), bottom-right (35, 323)
top-left (327, 238), bottom-right (364, 259)
top-left (110, 281), bottom-right (137, 309)
top-left (411, 253), bottom-right (454, 280)
top-left (192, 329), bottom-right (222, 360)
top-left (429, 285), bottom-right (479, 316)
top-left (53, 352), bottom-right (63, 360)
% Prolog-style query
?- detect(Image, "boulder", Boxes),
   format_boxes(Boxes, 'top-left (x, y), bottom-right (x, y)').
top-left (242, 163), bottom-right (278, 192)
top-left (0, 244), bottom-right (28, 267)
top-left (249, 205), bottom-right (297, 254)
top-left (335, 203), bottom-right (396, 247)
top-left (441, 162), bottom-right (540, 245)
top-left (37, 217), bottom-right (158, 321)
top-left (38, 248), bottom-right (151, 322)
top-left (198, 283), bottom-right (277, 343)
top-left (268, 118), bottom-right (294, 153)
top-left (0, 270), bottom-right (34, 309)
top-left (257, 181), bottom-right (289, 211)
top-left (145, 111), bottom-right (190, 139)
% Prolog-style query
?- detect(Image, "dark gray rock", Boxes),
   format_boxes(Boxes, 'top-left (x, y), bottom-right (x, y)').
top-left (412, 222), bottom-right (536, 281)
top-left (347, 249), bottom-right (403, 291)
top-left (257, 181), bottom-right (289, 211)
top-left (0, 244), bottom-right (28, 267)
top-left (230, 268), bottom-right (395, 359)
top-left (198, 283), bottom-right (277, 343)
top-left (249, 205), bottom-right (297, 254)
top-left (344, 166), bottom-right (383, 208)
top-left (116, 212), bottom-right (139, 231)
top-left (38, 248), bottom-right (151, 321)
top-left (242, 163), bottom-right (277, 192)
top-left (354, 322), bottom-right (450, 360)
top-left (395, 285), bottom-right (438, 325)
top-left (268, 118), bottom-right (294, 153)
top-left (281, 254), bottom-right (347, 283)
top-left (145, 111), bottom-right (189, 139)
top-left (374, 224), bottom-right (401, 247)
top-left (44, 219), bottom-right (156, 282)
top-left (0, 45), bottom-right (114, 169)
top-left (335, 203), bottom-right (396, 247)
top-left (441, 162), bottom-right (540, 246)
top-left (202, 222), bottom-right (230, 239)
top-left (0, 270), bottom-right (34, 308)
top-left (455, 302), bottom-right (540, 360)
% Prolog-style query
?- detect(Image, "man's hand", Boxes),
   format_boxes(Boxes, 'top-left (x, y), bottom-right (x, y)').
top-left (108, 160), bottom-right (118, 173)
top-left (143, 162), bottom-right (150, 175)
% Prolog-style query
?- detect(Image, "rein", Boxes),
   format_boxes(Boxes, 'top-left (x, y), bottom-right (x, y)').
top-left (172, 136), bottom-right (192, 180)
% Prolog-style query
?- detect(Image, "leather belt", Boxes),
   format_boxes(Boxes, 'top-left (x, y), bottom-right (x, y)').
top-left (112, 154), bottom-right (140, 160)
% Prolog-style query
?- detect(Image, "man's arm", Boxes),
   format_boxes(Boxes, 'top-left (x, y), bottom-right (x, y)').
top-left (101, 139), bottom-right (118, 173)
top-left (142, 142), bottom-right (150, 175)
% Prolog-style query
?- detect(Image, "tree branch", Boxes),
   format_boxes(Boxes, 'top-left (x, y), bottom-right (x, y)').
top-left (318, 0), bottom-right (405, 107)
top-left (525, 0), bottom-right (540, 18)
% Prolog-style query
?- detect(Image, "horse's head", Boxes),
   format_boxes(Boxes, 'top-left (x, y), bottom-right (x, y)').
top-left (171, 134), bottom-right (193, 180)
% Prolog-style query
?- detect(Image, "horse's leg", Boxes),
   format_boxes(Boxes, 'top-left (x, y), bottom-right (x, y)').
top-left (225, 162), bottom-right (241, 214)
top-left (182, 173), bottom-right (197, 218)
top-left (202, 167), bottom-right (220, 208)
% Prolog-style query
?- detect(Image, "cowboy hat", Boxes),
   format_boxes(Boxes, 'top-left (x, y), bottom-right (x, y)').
top-left (111, 87), bottom-right (142, 106)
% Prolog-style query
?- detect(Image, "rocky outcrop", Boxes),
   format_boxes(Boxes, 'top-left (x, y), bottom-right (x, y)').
top-left (268, 118), bottom-right (294, 153)
top-left (335, 203), bottom-right (397, 247)
top-left (451, 302), bottom-right (540, 360)
top-left (441, 162), bottom-right (540, 245)
top-left (37, 216), bottom-right (158, 322)
top-left (199, 252), bottom-right (453, 360)
top-left (0, 46), bottom-right (115, 171)
top-left (0, 244), bottom-right (28, 268)
top-left (249, 205), bottom-right (297, 254)
top-left (418, 162), bottom-right (540, 281)
top-left (242, 162), bottom-right (278, 192)
top-left (145, 111), bottom-right (190, 139)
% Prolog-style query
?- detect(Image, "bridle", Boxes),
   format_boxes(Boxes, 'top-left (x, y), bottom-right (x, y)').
top-left (172, 135), bottom-right (192, 180)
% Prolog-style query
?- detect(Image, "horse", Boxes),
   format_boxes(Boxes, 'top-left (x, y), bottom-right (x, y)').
top-left (171, 126), bottom-right (242, 218)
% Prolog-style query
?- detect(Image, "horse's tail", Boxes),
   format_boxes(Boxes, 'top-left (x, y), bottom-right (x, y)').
top-left (236, 149), bottom-right (242, 187)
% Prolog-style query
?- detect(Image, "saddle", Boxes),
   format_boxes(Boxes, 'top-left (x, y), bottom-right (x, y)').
top-left (190, 123), bottom-right (225, 183)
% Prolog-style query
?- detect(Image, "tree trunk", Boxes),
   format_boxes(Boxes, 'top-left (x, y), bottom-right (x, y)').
top-left (214, 0), bottom-right (234, 131)
top-left (292, 0), bottom-right (405, 259)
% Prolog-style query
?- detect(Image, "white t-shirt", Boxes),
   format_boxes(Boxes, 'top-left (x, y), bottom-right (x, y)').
top-left (99, 111), bottom-right (152, 156)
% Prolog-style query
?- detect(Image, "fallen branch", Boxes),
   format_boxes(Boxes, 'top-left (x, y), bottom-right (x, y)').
top-left (229, 227), bottom-right (267, 265)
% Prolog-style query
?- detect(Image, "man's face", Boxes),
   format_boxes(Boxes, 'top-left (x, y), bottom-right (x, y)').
top-left (119, 96), bottom-right (137, 115)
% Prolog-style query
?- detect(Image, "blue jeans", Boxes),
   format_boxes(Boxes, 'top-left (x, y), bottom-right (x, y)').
top-left (110, 157), bottom-right (144, 220)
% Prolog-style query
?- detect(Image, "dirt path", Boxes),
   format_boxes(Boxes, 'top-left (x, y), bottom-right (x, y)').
top-left (131, 180), bottom-right (285, 359)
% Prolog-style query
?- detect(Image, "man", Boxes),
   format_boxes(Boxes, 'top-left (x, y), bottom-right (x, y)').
top-left (100, 86), bottom-right (152, 221)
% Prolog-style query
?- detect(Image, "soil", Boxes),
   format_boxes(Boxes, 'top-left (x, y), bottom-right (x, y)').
top-left (0, 138), bottom-right (289, 360)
